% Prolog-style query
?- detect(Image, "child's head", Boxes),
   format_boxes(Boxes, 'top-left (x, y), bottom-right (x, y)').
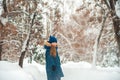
top-left (49, 36), bottom-right (57, 57)
top-left (49, 36), bottom-right (57, 43)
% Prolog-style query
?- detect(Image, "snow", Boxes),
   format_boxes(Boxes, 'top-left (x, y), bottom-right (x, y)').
top-left (0, 61), bottom-right (33, 80)
top-left (37, 45), bottom-right (46, 54)
top-left (63, 0), bottom-right (83, 23)
top-left (62, 61), bottom-right (92, 68)
top-left (62, 68), bottom-right (120, 80)
top-left (0, 60), bottom-right (120, 80)
top-left (21, 30), bottom-right (30, 52)
top-left (62, 61), bottom-right (120, 80)
top-left (0, 0), bottom-right (8, 26)
top-left (84, 28), bottom-right (99, 36)
top-left (0, 0), bottom-right (3, 15)
top-left (0, 17), bottom-right (8, 26)
top-left (115, 0), bottom-right (120, 18)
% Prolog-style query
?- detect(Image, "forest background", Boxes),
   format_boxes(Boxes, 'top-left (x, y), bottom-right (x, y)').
top-left (0, 0), bottom-right (120, 68)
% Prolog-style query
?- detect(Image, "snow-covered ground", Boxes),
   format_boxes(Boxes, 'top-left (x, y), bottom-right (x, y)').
top-left (62, 62), bottom-right (120, 80)
top-left (0, 61), bottom-right (33, 80)
top-left (0, 60), bottom-right (120, 80)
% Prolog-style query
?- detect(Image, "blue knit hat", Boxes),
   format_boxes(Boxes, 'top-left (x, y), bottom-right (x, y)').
top-left (49, 36), bottom-right (57, 43)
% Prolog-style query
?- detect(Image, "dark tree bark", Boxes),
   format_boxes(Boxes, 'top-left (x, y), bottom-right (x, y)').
top-left (113, 17), bottom-right (120, 63)
top-left (2, 0), bottom-right (8, 18)
top-left (2, 0), bottom-right (7, 13)
top-left (0, 0), bottom-right (8, 60)
top-left (0, 22), bottom-right (3, 60)
top-left (104, 0), bottom-right (120, 66)
top-left (19, 13), bottom-right (36, 68)
top-left (19, 51), bottom-right (26, 67)
top-left (0, 41), bottom-right (2, 60)
top-left (109, 0), bottom-right (120, 66)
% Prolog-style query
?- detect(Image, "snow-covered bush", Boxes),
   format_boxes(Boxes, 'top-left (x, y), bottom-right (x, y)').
top-left (101, 48), bottom-right (119, 67)
top-left (28, 45), bottom-right (45, 64)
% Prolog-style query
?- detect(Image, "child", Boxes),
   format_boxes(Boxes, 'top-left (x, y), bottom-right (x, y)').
top-left (44, 36), bottom-right (64, 80)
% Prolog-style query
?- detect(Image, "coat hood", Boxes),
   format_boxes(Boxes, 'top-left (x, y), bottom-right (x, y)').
top-left (49, 36), bottom-right (57, 43)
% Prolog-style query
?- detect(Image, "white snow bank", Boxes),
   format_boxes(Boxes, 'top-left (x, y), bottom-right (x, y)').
top-left (23, 58), bottom-right (46, 72)
top-left (23, 59), bottom-right (47, 80)
top-left (62, 61), bottom-right (120, 80)
top-left (0, 61), bottom-right (33, 80)
top-left (62, 67), bottom-right (120, 80)
top-left (0, 60), bottom-right (120, 80)
top-left (23, 65), bottom-right (42, 80)
top-left (62, 61), bottom-right (92, 68)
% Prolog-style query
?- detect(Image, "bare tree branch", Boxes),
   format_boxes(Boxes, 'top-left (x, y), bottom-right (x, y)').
top-left (104, 0), bottom-right (111, 10)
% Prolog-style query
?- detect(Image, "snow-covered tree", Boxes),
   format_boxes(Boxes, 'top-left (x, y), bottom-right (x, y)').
top-left (0, 0), bottom-right (119, 68)
top-left (102, 0), bottom-right (120, 66)
top-left (0, 0), bottom-right (44, 67)
top-left (31, 45), bottom-right (45, 64)
top-left (101, 47), bottom-right (118, 67)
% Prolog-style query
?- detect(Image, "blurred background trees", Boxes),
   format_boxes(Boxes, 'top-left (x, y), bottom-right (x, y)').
top-left (0, 0), bottom-right (120, 67)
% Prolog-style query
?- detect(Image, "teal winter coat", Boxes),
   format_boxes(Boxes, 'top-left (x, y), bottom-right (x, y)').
top-left (44, 36), bottom-right (64, 80)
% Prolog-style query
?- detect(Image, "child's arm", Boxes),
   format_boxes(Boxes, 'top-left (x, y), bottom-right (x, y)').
top-left (44, 40), bottom-right (58, 47)
top-left (44, 40), bottom-right (51, 46)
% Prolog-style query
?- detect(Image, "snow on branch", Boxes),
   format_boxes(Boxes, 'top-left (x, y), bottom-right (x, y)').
top-left (95, 3), bottom-right (105, 14)
top-left (56, 32), bottom-right (73, 49)
top-left (115, 0), bottom-right (120, 18)
top-left (21, 12), bottom-right (36, 52)
top-left (92, 2), bottom-right (110, 68)
top-left (0, 40), bottom-right (21, 45)
top-left (8, 10), bottom-right (29, 16)
top-left (21, 31), bottom-right (30, 52)
top-left (104, 0), bottom-right (111, 10)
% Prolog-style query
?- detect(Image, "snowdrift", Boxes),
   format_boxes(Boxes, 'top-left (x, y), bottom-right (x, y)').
top-left (0, 61), bottom-right (120, 80)
top-left (0, 61), bottom-right (40, 80)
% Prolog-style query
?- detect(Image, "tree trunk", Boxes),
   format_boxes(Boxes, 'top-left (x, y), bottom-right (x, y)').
top-left (19, 31), bottom-right (30, 67)
top-left (0, 0), bottom-right (7, 61)
top-left (3, 0), bottom-right (7, 13)
top-left (113, 17), bottom-right (120, 66)
top-left (0, 23), bottom-right (3, 61)
top-left (2, 0), bottom-right (8, 18)
top-left (19, 51), bottom-right (26, 67)
top-left (92, 12), bottom-right (108, 68)
top-left (0, 42), bottom-right (2, 60)
top-left (104, 0), bottom-right (120, 66)
top-left (18, 13), bottom-right (36, 68)
top-left (109, 0), bottom-right (120, 66)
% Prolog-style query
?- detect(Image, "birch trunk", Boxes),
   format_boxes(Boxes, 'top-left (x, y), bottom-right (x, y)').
top-left (19, 13), bottom-right (36, 68)
top-left (92, 4), bottom-right (109, 67)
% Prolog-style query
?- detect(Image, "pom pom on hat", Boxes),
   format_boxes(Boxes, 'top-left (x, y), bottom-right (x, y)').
top-left (49, 36), bottom-right (57, 43)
